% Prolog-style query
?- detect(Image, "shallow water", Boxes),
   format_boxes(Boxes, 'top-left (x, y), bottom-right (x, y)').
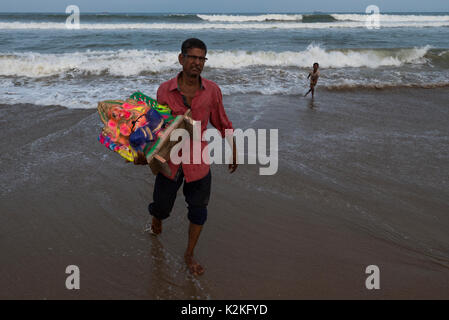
top-left (1, 88), bottom-right (448, 299)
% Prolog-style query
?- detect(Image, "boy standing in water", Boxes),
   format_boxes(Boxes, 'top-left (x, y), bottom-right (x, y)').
top-left (304, 62), bottom-right (320, 99)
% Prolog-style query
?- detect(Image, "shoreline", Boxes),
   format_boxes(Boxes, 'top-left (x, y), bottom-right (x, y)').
top-left (0, 87), bottom-right (448, 299)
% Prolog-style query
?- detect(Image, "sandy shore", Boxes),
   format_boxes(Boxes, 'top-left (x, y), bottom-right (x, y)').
top-left (0, 88), bottom-right (448, 299)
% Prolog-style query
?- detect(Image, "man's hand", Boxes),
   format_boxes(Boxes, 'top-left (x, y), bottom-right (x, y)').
top-left (228, 137), bottom-right (238, 173)
top-left (228, 161), bottom-right (238, 173)
top-left (132, 151), bottom-right (148, 165)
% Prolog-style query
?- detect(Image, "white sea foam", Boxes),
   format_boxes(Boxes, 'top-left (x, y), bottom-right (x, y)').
top-left (1, 45), bottom-right (446, 109)
top-left (0, 46), bottom-right (432, 78)
top-left (197, 14), bottom-right (303, 22)
top-left (197, 13), bottom-right (449, 23)
top-left (332, 13), bottom-right (449, 23)
top-left (0, 77), bottom-right (160, 109)
top-left (208, 45), bottom-right (431, 69)
top-left (0, 50), bottom-right (179, 77)
top-left (2, 67), bottom-right (448, 109)
top-left (1, 21), bottom-right (449, 30)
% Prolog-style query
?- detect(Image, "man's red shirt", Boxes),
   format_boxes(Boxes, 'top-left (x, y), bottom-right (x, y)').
top-left (156, 73), bottom-right (233, 182)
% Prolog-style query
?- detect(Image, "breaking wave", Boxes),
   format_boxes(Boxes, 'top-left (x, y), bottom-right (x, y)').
top-left (1, 20), bottom-right (449, 30)
top-left (331, 13), bottom-right (449, 23)
top-left (197, 14), bottom-right (304, 22)
top-left (0, 45), bottom-right (434, 78)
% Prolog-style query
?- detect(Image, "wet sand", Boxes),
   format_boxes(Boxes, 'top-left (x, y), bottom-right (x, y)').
top-left (0, 88), bottom-right (448, 299)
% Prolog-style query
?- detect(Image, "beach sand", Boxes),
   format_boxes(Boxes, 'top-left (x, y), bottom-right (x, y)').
top-left (0, 88), bottom-right (448, 299)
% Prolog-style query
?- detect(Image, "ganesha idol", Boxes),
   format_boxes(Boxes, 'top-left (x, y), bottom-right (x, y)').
top-left (97, 92), bottom-right (174, 162)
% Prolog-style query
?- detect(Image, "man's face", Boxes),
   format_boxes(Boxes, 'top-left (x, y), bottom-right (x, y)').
top-left (179, 48), bottom-right (207, 78)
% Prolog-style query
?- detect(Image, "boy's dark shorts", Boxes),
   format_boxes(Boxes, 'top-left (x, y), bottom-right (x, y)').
top-left (148, 168), bottom-right (211, 225)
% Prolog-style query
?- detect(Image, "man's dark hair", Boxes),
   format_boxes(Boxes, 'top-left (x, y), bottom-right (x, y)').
top-left (181, 38), bottom-right (207, 55)
top-left (313, 62), bottom-right (319, 67)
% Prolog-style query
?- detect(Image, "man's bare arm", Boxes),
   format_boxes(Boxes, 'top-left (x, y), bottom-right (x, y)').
top-left (226, 136), bottom-right (238, 173)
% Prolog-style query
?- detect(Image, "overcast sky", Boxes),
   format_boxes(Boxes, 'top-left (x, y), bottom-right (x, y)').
top-left (1, 0), bottom-right (448, 13)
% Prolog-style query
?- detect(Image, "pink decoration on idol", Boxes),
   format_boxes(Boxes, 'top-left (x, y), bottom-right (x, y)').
top-left (108, 119), bottom-right (117, 129)
top-left (120, 110), bottom-right (131, 119)
top-left (120, 123), bottom-right (131, 136)
top-left (137, 101), bottom-right (145, 105)
top-left (121, 103), bottom-right (135, 110)
top-left (109, 126), bottom-right (119, 142)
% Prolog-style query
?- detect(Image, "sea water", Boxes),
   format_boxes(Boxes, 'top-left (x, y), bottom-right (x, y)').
top-left (1, 12), bottom-right (449, 108)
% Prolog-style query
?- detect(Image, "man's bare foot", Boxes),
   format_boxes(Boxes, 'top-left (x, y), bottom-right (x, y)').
top-left (184, 253), bottom-right (205, 276)
top-left (151, 217), bottom-right (162, 235)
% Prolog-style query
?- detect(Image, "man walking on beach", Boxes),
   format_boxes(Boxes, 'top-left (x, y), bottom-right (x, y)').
top-left (304, 62), bottom-right (320, 99)
top-left (134, 38), bottom-right (238, 276)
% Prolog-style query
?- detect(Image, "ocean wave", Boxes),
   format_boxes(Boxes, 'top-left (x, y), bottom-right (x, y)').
top-left (332, 13), bottom-right (449, 23)
top-left (2, 72), bottom-right (448, 109)
top-left (301, 14), bottom-right (338, 23)
top-left (0, 78), bottom-right (160, 109)
top-left (207, 46), bottom-right (432, 69)
top-left (3, 79), bottom-right (448, 110)
top-left (1, 21), bottom-right (449, 30)
top-left (323, 82), bottom-right (449, 91)
top-left (2, 13), bottom-right (449, 25)
top-left (0, 50), bottom-right (179, 77)
top-left (196, 14), bottom-right (303, 22)
top-left (0, 46), bottom-right (436, 78)
top-left (0, 13), bottom-right (201, 23)
top-left (425, 50), bottom-right (449, 67)
top-left (220, 77), bottom-right (449, 95)
top-left (197, 13), bottom-right (449, 23)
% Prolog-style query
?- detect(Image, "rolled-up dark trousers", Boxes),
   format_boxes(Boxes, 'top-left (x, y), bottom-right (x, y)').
top-left (148, 168), bottom-right (211, 225)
